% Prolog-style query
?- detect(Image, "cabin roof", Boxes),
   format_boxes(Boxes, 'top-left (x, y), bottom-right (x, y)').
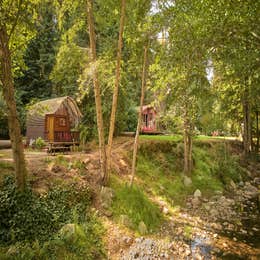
top-left (27, 96), bottom-right (82, 127)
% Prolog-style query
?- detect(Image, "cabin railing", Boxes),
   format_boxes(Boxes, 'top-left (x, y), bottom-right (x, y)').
top-left (54, 131), bottom-right (80, 143)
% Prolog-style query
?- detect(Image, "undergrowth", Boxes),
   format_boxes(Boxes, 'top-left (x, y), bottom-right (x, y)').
top-left (0, 176), bottom-right (105, 259)
top-left (136, 140), bottom-right (243, 205)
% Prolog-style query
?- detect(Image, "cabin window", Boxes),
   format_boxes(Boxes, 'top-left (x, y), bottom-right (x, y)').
top-left (59, 118), bottom-right (66, 127)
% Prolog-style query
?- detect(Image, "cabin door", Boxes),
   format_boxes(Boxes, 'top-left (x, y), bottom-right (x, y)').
top-left (46, 115), bottom-right (54, 142)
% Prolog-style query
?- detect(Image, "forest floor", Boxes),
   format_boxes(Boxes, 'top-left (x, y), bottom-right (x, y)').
top-left (0, 136), bottom-right (259, 259)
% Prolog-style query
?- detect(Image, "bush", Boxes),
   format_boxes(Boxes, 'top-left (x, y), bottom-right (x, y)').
top-left (34, 137), bottom-right (46, 149)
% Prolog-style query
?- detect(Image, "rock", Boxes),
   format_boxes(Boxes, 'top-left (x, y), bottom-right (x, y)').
top-left (184, 176), bottom-right (192, 187)
top-left (119, 214), bottom-right (132, 228)
top-left (244, 182), bottom-right (258, 198)
top-left (82, 158), bottom-right (90, 164)
top-left (59, 223), bottom-right (77, 239)
top-left (103, 209), bottom-right (113, 217)
top-left (100, 186), bottom-right (114, 209)
top-left (194, 189), bottom-right (202, 198)
top-left (138, 221), bottom-right (148, 235)
top-left (238, 181), bottom-right (244, 187)
top-left (162, 206), bottom-right (169, 215)
top-left (229, 180), bottom-right (237, 190)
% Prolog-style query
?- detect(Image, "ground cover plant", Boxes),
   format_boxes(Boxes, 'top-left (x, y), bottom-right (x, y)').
top-left (0, 175), bottom-right (106, 259)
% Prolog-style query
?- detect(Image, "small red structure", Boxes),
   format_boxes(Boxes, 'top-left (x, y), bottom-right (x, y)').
top-left (141, 105), bottom-right (157, 133)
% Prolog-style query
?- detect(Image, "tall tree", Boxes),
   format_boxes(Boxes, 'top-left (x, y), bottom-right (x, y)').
top-left (130, 43), bottom-right (148, 186)
top-left (0, 0), bottom-right (34, 191)
top-left (15, 0), bottom-right (58, 104)
top-left (86, 0), bottom-right (107, 184)
top-left (107, 0), bottom-right (126, 173)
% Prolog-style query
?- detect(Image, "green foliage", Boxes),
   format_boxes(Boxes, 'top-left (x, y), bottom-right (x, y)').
top-left (213, 144), bottom-right (243, 185)
top-left (0, 176), bottom-right (91, 244)
top-left (0, 217), bottom-right (105, 260)
top-left (140, 135), bottom-right (182, 142)
top-left (136, 139), bottom-right (243, 206)
top-left (111, 177), bottom-right (162, 233)
top-left (34, 137), bottom-right (46, 150)
top-left (15, 0), bottom-right (59, 105)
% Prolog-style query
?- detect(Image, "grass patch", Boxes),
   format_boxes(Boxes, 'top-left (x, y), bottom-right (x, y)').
top-left (110, 177), bottom-right (162, 233)
top-left (140, 134), bottom-right (182, 142)
top-left (135, 140), bottom-right (243, 206)
top-left (136, 153), bottom-right (190, 206)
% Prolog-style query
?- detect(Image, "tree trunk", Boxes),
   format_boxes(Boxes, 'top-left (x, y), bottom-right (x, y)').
top-left (183, 107), bottom-right (192, 175)
top-left (242, 86), bottom-right (252, 155)
top-left (107, 0), bottom-right (126, 173)
top-left (130, 44), bottom-right (148, 186)
top-left (256, 111), bottom-right (259, 153)
top-left (0, 26), bottom-right (27, 191)
top-left (86, 0), bottom-right (107, 184)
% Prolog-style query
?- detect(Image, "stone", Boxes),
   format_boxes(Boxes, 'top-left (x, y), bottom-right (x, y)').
top-left (244, 182), bottom-right (258, 198)
top-left (162, 206), bottom-right (169, 215)
top-left (82, 158), bottom-right (90, 164)
top-left (194, 189), bottom-right (202, 198)
top-left (100, 186), bottom-right (114, 209)
top-left (138, 221), bottom-right (148, 235)
top-left (59, 223), bottom-right (77, 239)
top-left (103, 209), bottom-right (113, 217)
top-left (184, 176), bottom-right (192, 187)
top-left (229, 180), bottom-right (237, 189)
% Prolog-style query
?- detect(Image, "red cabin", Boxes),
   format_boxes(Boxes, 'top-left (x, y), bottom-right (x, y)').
top-left (141, 105), bottom-right (157, 133)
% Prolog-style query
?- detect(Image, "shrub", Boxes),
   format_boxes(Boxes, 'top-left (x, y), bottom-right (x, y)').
top-left (34, 137), bottom-right (46, 150)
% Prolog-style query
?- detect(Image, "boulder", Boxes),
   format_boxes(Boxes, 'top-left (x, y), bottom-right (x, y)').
top-left (194, 189), bottom-right (202, 198)
top-left (184, 176), bottom-right (192, 187)
top-left (138, 221), bottom-right (148, 235)
top-left (100, 186), bottom-right (114, 209)
top-left (59, 223), bottom-right (76, 238)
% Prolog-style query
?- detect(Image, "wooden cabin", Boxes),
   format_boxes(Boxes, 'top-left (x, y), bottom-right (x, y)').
top-left (141, 105), bottom-right (157, 133)
top-left (26, 96), bottom-right (82, 145)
